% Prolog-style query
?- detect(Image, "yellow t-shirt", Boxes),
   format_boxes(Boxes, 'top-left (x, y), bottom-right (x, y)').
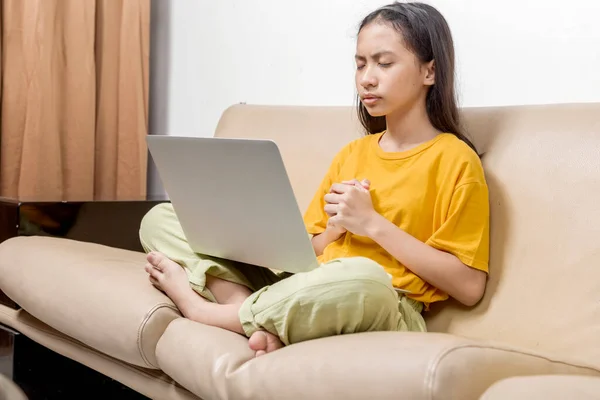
top-left (303, 132), bottom-right (490, 305)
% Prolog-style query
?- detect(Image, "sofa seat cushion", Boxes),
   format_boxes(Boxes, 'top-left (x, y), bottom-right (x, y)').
top-left (0, 236), bottom-right (180, 369)
top-left (481, 375), bottom-right (600, 400)
top-left (0, 374), bottom-right (27, 400)
top-left (156, 319), bottom-right (600, 400)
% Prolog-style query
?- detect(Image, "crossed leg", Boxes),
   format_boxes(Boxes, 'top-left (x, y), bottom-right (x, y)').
top-left (144, 251), bottom-right (283, 357)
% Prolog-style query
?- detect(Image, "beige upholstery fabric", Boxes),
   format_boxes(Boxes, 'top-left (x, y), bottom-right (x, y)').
top-left (427, 104), bottom-right (600, 366)
top-left (157, 319), bottom-right (599, 400)
top-left (481, 375), bottom-right (600, 400)
top-left (215, 105), bottom-right (363, 213)
top-left (0, 307), bottom-right (197, 400)
top-left (0, 373), bottom-right (27, 400)
top-left (0, 237), bottom-right (180, 369)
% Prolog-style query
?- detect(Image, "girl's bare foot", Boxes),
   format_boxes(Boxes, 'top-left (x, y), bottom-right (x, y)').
top-left (144, 252), bottom-right (246, 334)
top-left (248, 331), bottom-right (284, 357)
top-left (145, 252), bottom-right (195, 305)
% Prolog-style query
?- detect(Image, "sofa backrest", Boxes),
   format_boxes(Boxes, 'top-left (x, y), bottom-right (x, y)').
top-left (215, 105), bottom-right (363, 213)
top-left (215, 103), bottom-right (600, 366)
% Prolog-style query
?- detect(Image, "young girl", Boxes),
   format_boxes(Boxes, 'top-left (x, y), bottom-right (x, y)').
top-left (140, 2), bottom-right (489, 358)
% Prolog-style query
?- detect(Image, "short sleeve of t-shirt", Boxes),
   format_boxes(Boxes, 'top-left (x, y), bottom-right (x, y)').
top-left (426, 181), bottom-right (490, 272)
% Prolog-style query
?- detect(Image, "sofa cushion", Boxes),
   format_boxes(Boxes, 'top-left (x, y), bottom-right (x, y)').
top-left (0, 307), bottom-right (199, 400)
top-left (0, 374), bottom-right (27, 400)
top-left (156, 318), bottom-right (600, 400)
top-left (480, 375), bottom-right (600, 400)
top-left (425, 104), bottom-right (600, 366)
top-left (215, 104), bottom-right (362, 214)
top-left (0, 236), bottom-right (180, 369)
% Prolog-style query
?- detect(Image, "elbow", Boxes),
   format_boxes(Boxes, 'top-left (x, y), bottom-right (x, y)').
top-left (458, 290), bottom-right (483, 307)
top-left (456, 269), bottom-right (487, 307)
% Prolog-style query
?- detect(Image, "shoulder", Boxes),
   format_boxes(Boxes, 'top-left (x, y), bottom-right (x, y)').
top-left (434, 134), bottom-right (486, 187)
top-left (332, 132), bottom-right (380, 161)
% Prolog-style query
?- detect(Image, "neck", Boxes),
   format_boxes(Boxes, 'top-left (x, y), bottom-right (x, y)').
top-left (382, 98), bottom-right (439, 152)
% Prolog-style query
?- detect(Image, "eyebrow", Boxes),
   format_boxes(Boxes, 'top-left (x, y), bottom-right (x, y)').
top-left (355, 51), bottom-right (394, 61)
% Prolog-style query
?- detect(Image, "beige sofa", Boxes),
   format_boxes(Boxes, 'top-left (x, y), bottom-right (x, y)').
top-left (0, 103), bottom-right (599, 399)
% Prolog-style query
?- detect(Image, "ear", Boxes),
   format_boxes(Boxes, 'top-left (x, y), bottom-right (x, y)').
top-left (423, 60), bottom-right (435, 86)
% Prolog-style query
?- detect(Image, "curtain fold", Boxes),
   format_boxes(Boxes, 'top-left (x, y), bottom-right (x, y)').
top-left (0, 0), bottom-right (150, 201)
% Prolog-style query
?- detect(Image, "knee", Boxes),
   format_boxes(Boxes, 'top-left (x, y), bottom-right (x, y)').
top-left (314, 257), bottom-right (400, 333)
top-left (140, 203), bottom-right (174, 232)
top-left (324, 257), bottom-right (393, 288)
top-left (321, 257), bottom-right (398, 307)
top-left (339, 258), bottom-right (400, 329)
top-left (139, 203), bottom-right (176, 248)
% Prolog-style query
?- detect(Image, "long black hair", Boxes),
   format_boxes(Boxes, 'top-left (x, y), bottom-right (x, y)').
top-left (357, 2), bottom-right (476, 152)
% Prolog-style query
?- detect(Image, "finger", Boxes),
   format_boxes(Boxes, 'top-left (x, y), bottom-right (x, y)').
top-left (341, 179), bottom-right (361, 186)
top-left (324, 204), bottom-right (338, 216)
top-left (324, 193), bottom-right (343, 204)
top-left (330, 183), bottom-right (353, 194)
top-left (329, 214), bottom-right (343, 226)
top-left (341, 179), bottom-right (370, 189)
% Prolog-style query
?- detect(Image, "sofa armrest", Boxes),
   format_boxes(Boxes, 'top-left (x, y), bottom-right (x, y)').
top-left (156, 318), bottom-right (600, 400)
top-left (481, 375), bottom-right (600, 400)
top-left (0, 374), bottom-right (27, 400)
top-left (0, 236), bottom-right (180, 369)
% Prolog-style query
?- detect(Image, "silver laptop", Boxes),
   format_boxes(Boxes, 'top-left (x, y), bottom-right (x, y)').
top-left (147, 135), bottom-right (319, 273)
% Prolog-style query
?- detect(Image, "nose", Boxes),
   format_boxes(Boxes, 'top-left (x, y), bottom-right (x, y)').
top-left (359, 65), bottom-right (378, 89)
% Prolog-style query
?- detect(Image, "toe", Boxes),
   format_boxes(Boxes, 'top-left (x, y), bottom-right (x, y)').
top-left (147, 251), bottom-right (161, 265)
top-left (255, 350), bottom-right (266, 358)
top-left (149, 268), bottom-right (161, 280)
top-left (248, 331), bottom-right (268, 352)
top-left (147, 252), bottom-right (182, 274)
top-left (149, 276), bottom-right (164, 290)
top-left (147, 251), bottom-right (170, 267)
top-left (265, 332), bottom-right (284, 353)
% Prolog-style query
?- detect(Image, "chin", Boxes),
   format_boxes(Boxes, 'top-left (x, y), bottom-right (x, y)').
top-left (363, 104), bottom-right (388, 118)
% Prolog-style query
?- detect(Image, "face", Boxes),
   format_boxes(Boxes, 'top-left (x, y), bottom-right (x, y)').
top-left (355, 21), bottom-right (434, 117)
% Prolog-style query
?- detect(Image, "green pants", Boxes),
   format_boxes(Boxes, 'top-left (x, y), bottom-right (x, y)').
top-left (139, 203), bottom-right (426, 345)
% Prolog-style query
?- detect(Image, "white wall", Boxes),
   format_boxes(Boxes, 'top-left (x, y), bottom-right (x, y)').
top-left (150, 0), bottom-right (600, 140)
top-left (149, 0), bottom-right (600, 194)
top-left (148, 0), bottom-right (600, 194)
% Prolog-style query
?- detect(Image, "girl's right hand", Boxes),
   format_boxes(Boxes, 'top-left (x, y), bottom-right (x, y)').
top-left (324, 179), bottom-right (370, 237)
top-left (341, 179), bottom-right (371, 191)
top-left (325, 179), bottom-right (370, 217)
top-left (326, 217), bottom-right (347, 238)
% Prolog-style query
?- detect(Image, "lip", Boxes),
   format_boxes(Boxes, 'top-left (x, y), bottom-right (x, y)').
top-left (362, 95), bottom-right (381, 105)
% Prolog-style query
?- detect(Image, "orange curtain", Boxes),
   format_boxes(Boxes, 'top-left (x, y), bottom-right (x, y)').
top-left (0, 0), bottom-right (150, 201)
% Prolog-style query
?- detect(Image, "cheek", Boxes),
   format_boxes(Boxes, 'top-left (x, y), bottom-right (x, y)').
top-left (385, 68), bottom-right (420, 99)
top-left (379, 72), bottom-right (402, 100)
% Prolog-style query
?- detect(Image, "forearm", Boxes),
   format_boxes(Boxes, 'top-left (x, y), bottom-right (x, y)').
top-left (366, 213), bottom-right (485, 306)
top-left (311, 228), bottom-right (343, 256)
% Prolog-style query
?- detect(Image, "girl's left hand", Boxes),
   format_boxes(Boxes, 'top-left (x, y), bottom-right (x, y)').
top-left (324, 182), bottom-right (379, 237)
